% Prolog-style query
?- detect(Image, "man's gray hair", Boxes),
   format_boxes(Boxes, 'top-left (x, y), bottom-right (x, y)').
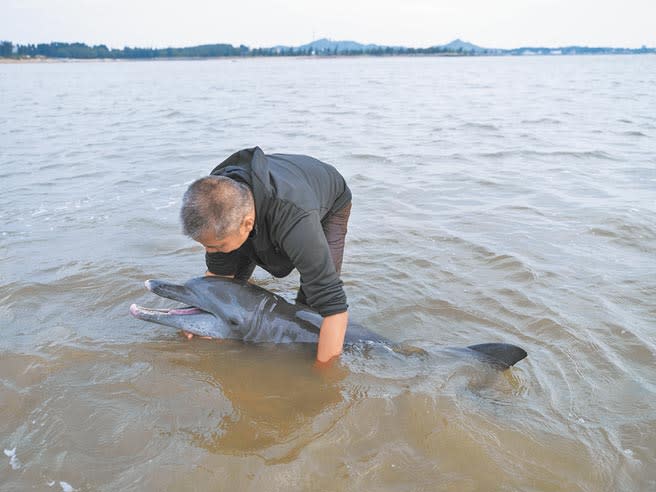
top-left (180, 176), bottom-right (253, 240)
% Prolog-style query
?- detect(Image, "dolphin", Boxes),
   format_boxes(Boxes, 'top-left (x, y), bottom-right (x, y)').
top-left (129, 276), bottom-right (527, 368)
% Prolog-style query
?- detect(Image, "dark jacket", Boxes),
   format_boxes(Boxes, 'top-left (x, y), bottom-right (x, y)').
top-left (206, 147), bottom-right (351, 316)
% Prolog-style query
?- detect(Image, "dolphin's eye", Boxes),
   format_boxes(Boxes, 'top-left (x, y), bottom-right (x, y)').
top-left (228, 317), bottom-right (240, 326)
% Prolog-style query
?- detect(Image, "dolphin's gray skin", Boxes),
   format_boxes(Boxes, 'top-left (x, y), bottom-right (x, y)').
top-left (130, 276), bottom-right (527, 368)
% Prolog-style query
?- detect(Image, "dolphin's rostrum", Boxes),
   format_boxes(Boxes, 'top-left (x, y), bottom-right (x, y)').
top-left (130, 276), bottom-right (527, 368)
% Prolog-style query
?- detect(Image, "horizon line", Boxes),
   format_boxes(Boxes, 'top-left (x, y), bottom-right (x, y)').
top-left (2, 37), bottom-right (654, 51)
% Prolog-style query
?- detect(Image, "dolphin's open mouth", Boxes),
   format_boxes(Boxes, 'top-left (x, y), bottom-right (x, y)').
top-left (130, 280), bottom-right (222, 336)
top-left (129, 279), bottom-right (212, 324)
top-left (129, 300), bottom-right (220, 338)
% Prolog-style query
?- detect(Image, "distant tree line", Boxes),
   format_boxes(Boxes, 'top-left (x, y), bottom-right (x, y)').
top-left (505, 46), bottom-right (655, 55)
top-left (0, 41), bottom-right (249, 59)
top-left (0, 40), bottom-right (653, 59)
top-left (0, 41), bottom-right (484, 59)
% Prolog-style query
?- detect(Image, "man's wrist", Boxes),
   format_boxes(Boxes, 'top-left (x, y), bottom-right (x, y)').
top-left (316, 311), bottom-right (348, 362)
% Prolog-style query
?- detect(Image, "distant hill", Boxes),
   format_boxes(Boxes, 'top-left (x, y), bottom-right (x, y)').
top-left (291, 38), bottom-right (486, 53)
top-left (439, 39), bottom-right (486, 53)
top-left (269, 38), bottom-right (490, 54)
top-left (299, 38), bottom-right (380, 53)
top-left (271, 38), bottom-right (396, 54)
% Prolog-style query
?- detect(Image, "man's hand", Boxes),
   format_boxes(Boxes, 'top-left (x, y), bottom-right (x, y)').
top-left (181, 330), bottom-right (212, 340)
top-left (316, 311), bottom-right (348, 363)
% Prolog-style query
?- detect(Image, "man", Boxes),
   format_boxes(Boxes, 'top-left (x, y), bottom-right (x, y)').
top-left (180, 147), bottom-right (352, 363)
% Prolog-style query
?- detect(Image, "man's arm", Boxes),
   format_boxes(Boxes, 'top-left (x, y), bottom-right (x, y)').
top-left (277, 212), bottom-right (349, 362)
top-left (317, 311), bottom-right (348, 363)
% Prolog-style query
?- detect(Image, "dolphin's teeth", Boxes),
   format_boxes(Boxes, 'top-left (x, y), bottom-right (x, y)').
top-left (130, 304), bottom-right (205, 317)
top-left (169, 307), bottom-right (204, 315)
top-left (130, 304), bottom-right (171, 316)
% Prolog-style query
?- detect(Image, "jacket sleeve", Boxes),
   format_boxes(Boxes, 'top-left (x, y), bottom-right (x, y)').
top-left (279, 211), bottom-right (348, 317)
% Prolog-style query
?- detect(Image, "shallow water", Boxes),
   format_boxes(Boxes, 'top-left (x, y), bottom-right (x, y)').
top-left (1, 55), bottom-right (655, 491)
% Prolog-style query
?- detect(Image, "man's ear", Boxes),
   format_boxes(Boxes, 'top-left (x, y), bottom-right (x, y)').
top-left (242, 214), bottom-right (255, 233)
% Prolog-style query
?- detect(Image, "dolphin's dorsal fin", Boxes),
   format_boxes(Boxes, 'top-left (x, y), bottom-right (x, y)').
top-left (467, 343), bottom-right (527, 368)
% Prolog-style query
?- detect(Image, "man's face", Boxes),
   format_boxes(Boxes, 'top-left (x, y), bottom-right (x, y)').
top-left (198, 219), bottom-right (251, 254)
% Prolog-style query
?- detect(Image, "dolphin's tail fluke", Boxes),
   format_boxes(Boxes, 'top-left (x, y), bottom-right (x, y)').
top-left (467, 343), bottom-right (527, 368)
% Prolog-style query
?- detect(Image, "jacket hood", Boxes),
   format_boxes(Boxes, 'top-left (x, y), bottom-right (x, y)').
top-left (211, 147), bottom-right (272, 203)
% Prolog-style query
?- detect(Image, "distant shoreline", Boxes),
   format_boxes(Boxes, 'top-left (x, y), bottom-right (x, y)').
top-left (3, 38), bottom-right (653, 61)
top-left (2, 52), bottom-right (654, 64)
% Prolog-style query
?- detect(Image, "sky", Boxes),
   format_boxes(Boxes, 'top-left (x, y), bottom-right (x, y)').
top-left (2, 0), bottom-right (654, 49)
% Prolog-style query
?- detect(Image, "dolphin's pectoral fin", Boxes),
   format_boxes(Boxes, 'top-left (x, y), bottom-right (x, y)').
top-left (467, 343), bottom-right (527, 368)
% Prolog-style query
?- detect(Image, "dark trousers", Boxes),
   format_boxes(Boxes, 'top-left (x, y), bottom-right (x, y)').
top-left (296, 202), bottom-right (351, 305)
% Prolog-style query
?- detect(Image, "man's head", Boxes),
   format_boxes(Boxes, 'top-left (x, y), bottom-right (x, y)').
top-left (181, 176), bottom-right (255, 253)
